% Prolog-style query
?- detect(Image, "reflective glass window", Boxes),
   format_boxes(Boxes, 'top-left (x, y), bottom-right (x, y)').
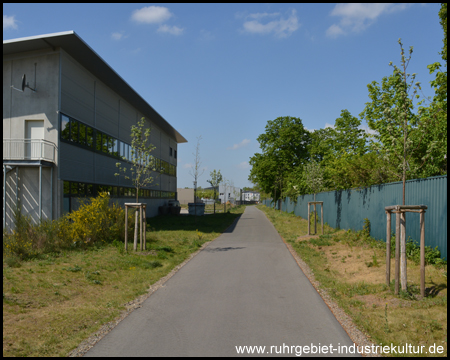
top-left (102, 134), bottom-right (109, 154)
top-left (71, 182), bottom-right (78, 195)
top-left (70, 119), bottom-right (79, 143)
top-left (78, 183), bottom-right (86, 195)
top-left (63, 181), bottom-right (70, 195)
top-left (112, 139), bottom-right (119, 157)
top-left (96, 132), bottom-right (102, 151)
top-left (61, 115), bottom-right (70, 141)
top-left (79, 123), bottom-right (87, 146)
top-left (87, 126), bottom-right (94, 147)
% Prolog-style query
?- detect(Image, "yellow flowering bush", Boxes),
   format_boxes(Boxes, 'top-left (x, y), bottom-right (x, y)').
top-left (4, 193), bottom-right (136, 261)
top-left (59, 192), bottom-right (133, 248)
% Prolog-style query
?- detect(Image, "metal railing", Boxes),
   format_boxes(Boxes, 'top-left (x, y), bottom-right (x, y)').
top-left (3, 139), bottom-right (57, 163)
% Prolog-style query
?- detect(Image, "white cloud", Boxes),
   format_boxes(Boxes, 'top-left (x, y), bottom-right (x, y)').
top-left (111, 32), bottom-right (126, 40)
top-left (248, 12), bottom-right (280, 20)
top-left (3, 15), bottom-right (18, 30)
top-left (324, 123), bottom-right (335, 129)
top-left (325, 24), bottom-right (344, 38)
top-left (359, 124), bottom-right (377, 136)
top-left (157, 24), bottom-right (184, 36)
top-left (131, 6), bottom-right (172, 24)
top-left (237, 161), bottom-right (251, 170)
top-left (241, 10), bottom-right (300, 38)
top-left (227, 139), bottom-right (251, 150)
top-left (327, 3), bottom-right (413, 38)
top-left (199, 29), bottom-right (214, 41)
top-left (183, 163), bottom-right (193, 169)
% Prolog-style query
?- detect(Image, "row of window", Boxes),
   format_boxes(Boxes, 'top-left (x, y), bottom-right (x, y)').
top-left (61, 114), bottom-right (176, 177)
top-left (63, 181), bottom-right (176, 199)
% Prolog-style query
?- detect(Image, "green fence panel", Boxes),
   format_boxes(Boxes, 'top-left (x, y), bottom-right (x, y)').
top-left (263, 175), bottom-right (447, 259)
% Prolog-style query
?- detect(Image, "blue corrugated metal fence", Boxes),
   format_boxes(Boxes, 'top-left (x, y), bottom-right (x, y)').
top-left (263, 175), bottom-right (447, 259)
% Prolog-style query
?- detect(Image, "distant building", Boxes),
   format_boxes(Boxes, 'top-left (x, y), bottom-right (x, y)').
top-left (242, 190), bottom-right (260, 202)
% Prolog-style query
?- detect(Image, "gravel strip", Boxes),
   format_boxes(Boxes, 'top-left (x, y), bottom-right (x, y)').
top-left (280, 236), bottom-right (382, 357)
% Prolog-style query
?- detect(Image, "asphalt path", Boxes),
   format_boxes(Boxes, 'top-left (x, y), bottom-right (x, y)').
top-left (84, 206), bottom-right (358, 357)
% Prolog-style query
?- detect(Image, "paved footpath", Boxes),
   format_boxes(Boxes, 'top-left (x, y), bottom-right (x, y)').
top-left (85, 206), bottom-right (358, 357)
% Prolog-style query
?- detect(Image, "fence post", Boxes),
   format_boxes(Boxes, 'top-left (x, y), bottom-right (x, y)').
top-left (395, 209), bottom-right (400, 295)
top-left (144, 205), bottom-right (147, 251)
top-left (321, 203), bottom-right (324, 235)
top-left (400, 211), bottom-right (407, 292)
top-left (307, 203), bottom-right (310, 236)
top-left (140, 204), bottom-right (143, 251)
top-left (386, 210), bottom-right (391, 286)
top-left (125, 205), bottom-right (128, 251)
top-left (420, 210), bottom-right (425, 298)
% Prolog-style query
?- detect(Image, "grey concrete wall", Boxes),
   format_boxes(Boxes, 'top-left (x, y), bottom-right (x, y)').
top-left (59, 50), bottom-right (177, 199)
top-left (3, 49), bottom-right (60, 226)
top-left (177, 188), bottom-right (194, 204)
top-left (3, 49), bottom-right (60, 146)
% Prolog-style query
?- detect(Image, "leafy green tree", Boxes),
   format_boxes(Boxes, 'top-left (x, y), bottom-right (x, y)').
top-left (417, 3), bottom-right (447, 177)
top-left (249, 116), bottom-right (311, 204)
top-left (207, 169), bottom-right (223, 214)
top-left (115, 117), bottom-right (156, 202)
top-left (332, 109), bottom-right (368, 156)
top-left (304, 160), bottom-right (325, 201)
top-left (360, 39), bottom-right (442, 204)
top-left (308, 127), bottom-right (336, 163)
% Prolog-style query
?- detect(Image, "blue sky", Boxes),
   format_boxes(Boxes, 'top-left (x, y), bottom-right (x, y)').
top-left (3, 3), bottom-right (444, 189)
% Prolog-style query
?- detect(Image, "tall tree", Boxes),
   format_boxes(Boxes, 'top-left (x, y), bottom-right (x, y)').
top-left (360, 39), bottom-right (440, 204)
top-left (249, 116), bottom-right (311, 204)
top-left (189, 136), bottom-right (204, 204)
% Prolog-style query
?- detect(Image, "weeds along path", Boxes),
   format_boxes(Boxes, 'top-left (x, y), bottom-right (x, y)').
top-left (84, 206), bottom-right (357, 357)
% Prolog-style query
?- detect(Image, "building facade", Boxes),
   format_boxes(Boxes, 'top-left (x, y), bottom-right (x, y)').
top-left (242, 191), bottom-right (260, 202)
top-left (3, 31), bottom-right (187, 230)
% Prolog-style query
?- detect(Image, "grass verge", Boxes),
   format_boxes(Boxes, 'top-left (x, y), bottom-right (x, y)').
top-left (3, 206), bottom-right (245, 357)
top-left (257, 205), bottom-right (447, 357)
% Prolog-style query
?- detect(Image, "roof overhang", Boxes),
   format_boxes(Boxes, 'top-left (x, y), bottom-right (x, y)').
top-left (3, 31), bottom-right (187, 143)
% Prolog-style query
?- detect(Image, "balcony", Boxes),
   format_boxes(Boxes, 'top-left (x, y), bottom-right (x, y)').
top-left (3, 139), bottom-right (57, 164)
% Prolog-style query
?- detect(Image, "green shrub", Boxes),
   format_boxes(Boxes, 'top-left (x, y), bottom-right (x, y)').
top-left (3, 203), bottom-right (39, 260)
top-left (58, 192), bottom-right (134, 248)
top-left (3, 193), bottom-right (136, 261)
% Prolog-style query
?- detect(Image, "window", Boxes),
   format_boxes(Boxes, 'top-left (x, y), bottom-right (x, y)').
top-left (170, 147), bottom-right (173, 156)
top-left (96, 132), bottom-right (102, 151)
top-left (174, 150), bottom-right (177, 159)
top-left (111, 139), bottom-right (118, 157)
top-left (71, 182), bottom-right (78, 195)
top-left (61, 115), bottom-right (70, 141)
top-left (102, 134), bottom-right (109, 154)
top-left (63, 180), bottom-right (70, 195)
top-left (70, 119), bottom-right (79, 143)
top-left (79, 123), bottom-right (87, 146)
top-left (87, 126), bottom-right (94, 147)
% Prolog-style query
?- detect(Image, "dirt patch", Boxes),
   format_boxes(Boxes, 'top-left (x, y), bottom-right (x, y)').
top-left (297, 234), bottom-right (321, 241)
top-left (323, 243), bottom-right (387, 285)
top-left (354, 294), bottom-right (405, 309)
